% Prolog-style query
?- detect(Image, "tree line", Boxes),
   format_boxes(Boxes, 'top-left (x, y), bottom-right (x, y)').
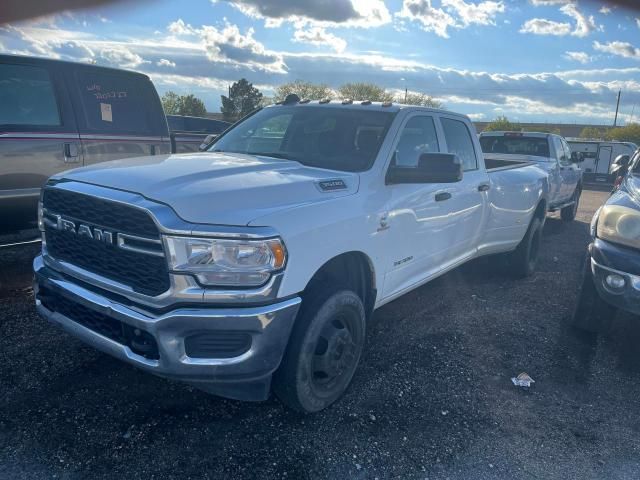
top-left (161, 81), bottom-right (639, 146)
top-left (161, 78), bottom-right (441, 122)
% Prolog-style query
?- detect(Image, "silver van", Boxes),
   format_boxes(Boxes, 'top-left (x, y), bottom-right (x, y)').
top-left (0, 54), bottom-right (171, 233)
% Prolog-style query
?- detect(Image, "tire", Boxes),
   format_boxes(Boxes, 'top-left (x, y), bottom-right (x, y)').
top-left (572, 255), bottom-right (617, 333)
top-left (273, 290), bottom-right (366, 413)
top-left (509, 216), bottom-right (544, 278)
top-left (561, 186), bottom-right (581, 222)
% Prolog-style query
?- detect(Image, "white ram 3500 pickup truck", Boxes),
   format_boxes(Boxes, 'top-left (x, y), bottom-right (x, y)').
top-left (35, 100), bottom-right (550, 412)
top-left (479, 131), bottom-right (583, 221)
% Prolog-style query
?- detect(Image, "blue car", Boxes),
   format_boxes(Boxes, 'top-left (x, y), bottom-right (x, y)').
top-left (574, 148), bottom-right (640, 331)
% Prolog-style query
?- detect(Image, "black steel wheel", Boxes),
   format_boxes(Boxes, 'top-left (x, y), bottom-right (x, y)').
top-left (273, 290), bottom-right (366, 413)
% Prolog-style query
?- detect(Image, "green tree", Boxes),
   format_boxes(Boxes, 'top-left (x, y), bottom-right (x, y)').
top-left (579, 126), bottom-right (605, 139)
top-left (337, 82), bottom-right (394, 102)
top-left (483, 116), bottom-right (521, 132)
top-left (220, 79), bottom-right (263, 122)
top-left (274, 80), bottom-right (334, 102)
top-left (606, 124), bottom-right (640, 145)
top-left (161, 91), bottom-right (207, 116)
top-left (399, 92), bottom-right (442, 108)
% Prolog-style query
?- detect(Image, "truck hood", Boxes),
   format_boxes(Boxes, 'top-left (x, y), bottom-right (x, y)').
top-left (56, 152), bottom-right (359, 226)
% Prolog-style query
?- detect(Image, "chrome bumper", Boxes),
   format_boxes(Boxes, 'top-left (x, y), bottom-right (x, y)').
top-left (34, 255), bottom-right (301, 401)
top-left (591, 258), bottom-right (640, 316)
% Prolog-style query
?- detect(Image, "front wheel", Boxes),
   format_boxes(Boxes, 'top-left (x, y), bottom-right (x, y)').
top-left (273, 290), bottom-right (366, 413)
top-left (561, 187), bottom-right (581, 222)
top-left (572, 256), bottom-right (617, 333)
top-left (509, 216), bottom-right (544, 278)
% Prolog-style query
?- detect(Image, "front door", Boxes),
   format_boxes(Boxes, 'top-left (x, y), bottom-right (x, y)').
top-left (381, 114), bottom-right (486, 300)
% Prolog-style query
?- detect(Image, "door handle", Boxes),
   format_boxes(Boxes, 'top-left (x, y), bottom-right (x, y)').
top-left (435, 192), bottom-right (452, 202)
top-left (478, 183), bottom-right (491, 192)
top-left (63, 143), bottom-right (80, 163)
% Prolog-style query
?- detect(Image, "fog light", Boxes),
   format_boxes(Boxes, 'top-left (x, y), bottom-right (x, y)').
top-left (605, 274), bottom-right (626, 290)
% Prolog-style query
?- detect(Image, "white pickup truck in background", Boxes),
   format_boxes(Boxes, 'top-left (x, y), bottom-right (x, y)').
top-left (479, 131), bottom-right (583, 221)
top-left (35, 99), bottom-right (550, 412)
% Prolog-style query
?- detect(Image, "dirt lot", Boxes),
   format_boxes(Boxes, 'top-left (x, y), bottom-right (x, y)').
top-left (2, 187), bottom-right (639, 480)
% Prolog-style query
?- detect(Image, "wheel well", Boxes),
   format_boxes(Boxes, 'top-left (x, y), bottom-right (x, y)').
top-left (535, 199), bottom-right (546, 220)
top-left (303, 252), bottom-right (376, 318)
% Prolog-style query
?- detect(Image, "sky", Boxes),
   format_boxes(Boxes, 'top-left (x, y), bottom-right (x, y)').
top-left (1, 0), bottom-right (640, 125)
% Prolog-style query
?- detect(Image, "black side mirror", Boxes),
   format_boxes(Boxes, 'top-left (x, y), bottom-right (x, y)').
top-left (570, 151), bottom-right (584, 163)
top-left (614, 154), bottom-right (630, 168)
top-left (387, 153), bottom-right (463, 184)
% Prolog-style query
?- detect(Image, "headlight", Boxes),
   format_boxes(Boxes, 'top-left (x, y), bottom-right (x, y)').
top-left (164, 236), bottom-right (286, 287)
top-left (597, 205), bottom-right (640, 249)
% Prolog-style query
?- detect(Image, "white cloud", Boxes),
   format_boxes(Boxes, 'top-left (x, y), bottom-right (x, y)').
top-left (396, 0), bottom-right (456, 38)
top-left (293, 27), bottom-right (347, 52)
top-left (396, 0), bottom-right (504, 38)
top-left (467, 112), bottom-right (486, 120)
top-left (100, 46), bottom-right (147, 68)
top-left (216, 0), bottom-right (391, 28)
top-left (594, 40), bottom-right (640, 60)
top-left (520, 18), bottom-right (572, 35)
top-left (157, 58), bottom-right (176, 67)
top-left (564, 51), bottom-right (591, 64)
top-left (528, 0), bottom-right (571, 5)
top-left (520, 3), bottom-right (599, 37)
top-left (442, 0), bottom-right (505, 27)
top-left (599, 6), bottom-right (611, 15)
top-left (636, 18), bottom-right (640, 29)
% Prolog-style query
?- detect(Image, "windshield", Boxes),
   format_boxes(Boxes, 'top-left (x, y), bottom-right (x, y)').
top-left (209, 106), bottom-right (396, 172)
top-left (480, 136), bottom-right (550, 157)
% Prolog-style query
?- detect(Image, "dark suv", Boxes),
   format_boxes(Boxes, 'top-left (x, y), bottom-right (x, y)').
top-left (574, 148), bottom-right (640, 331)
top-left (0, 54), bottom-right (171, 233)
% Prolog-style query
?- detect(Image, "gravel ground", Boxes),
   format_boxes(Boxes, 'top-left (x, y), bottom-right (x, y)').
top-left (2, 187), bottom-right (640, 480)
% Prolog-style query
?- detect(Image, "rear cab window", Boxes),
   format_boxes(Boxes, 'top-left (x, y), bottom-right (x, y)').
top-left (0, 63), bottom-right (60, 127)
top-left (480, 135), bottom-right (550, 158)
top-left (74, 69), bottom-right (165, 136)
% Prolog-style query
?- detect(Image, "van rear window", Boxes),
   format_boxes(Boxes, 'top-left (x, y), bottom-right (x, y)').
top-left (480, 136), bottom-right (550, 157)
top-left (76, 71), bottom-right (154, 135)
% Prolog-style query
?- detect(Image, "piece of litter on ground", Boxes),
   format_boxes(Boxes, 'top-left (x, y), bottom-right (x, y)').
top-left (511, 372), bottom-right (535, 387)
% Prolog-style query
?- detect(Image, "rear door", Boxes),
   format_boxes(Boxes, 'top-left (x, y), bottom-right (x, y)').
top-left (596, 145), bottom-right (613, 174)
top-left (0, 59), bottom-right (80, 231)
top-left (69, 67), bottom-right (170, 165)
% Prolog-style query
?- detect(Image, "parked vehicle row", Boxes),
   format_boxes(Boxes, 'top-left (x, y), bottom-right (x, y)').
top-left (34, 96), bottom-right (554, 412)
top-left (479, 131), bottom-right (583, 221)
top-left (573, 147), bottom-right (640, 331)
top-left (0, 54), bottom-right (229, 234)
top-left (167, 114), bottom-right (230, 153)
top-left (567, 139), bottom-right (637, 185)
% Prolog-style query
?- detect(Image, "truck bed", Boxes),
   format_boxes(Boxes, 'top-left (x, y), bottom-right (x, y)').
top-left (484, 156), bottom-right (533, 172)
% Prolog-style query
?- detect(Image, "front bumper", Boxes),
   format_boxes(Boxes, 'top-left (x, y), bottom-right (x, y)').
top-left (34, 255), bottom-right (301, 401)
top-left (589, 238), bottom-right (640, 315)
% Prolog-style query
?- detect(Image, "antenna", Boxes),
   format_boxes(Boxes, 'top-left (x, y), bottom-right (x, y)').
top-left (613, 89), bottom-right (621, 127)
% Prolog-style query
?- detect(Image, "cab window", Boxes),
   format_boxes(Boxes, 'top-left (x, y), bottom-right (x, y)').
top-left (392, 116), bottom-right (439, 167)
top-left (441, 117), bottom-right (477, 171)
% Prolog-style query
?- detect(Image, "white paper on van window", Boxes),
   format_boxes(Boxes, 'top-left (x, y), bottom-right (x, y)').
top-left (100, 103), bottom-right (113, 122)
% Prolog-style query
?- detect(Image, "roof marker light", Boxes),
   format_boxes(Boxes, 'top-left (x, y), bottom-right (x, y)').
top-left (381, 101), bottom-right (393, 107)
top-left (299, 98), bottom-right (311, 104)
top-left (342, 98), bottom-right (353, 105)
top-left (361, 100), bottom-right (372, 105)
top-left (319, 98), bottom-right (331, 104)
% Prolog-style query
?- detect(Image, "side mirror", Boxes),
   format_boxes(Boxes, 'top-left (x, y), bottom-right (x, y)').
top-left (387, 153), bottom-right (463, 184)
top-left (614, 154), bottom-right (630, 168)
top-left (570, 151), bottom-right (584, 163)
top-left (199, 134), bottom-right (217, 151)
